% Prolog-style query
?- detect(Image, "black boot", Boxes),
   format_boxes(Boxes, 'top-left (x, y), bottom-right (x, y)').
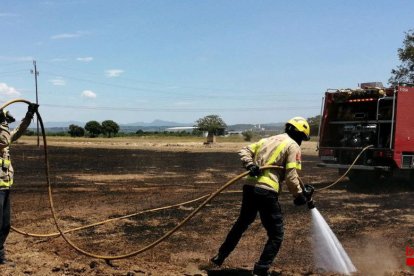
top-left (0, 249), bottom-right (14, 266)
top-left (0, 248), bottom-right (4, 265)
top-left (253, 264), bottom-right (270, 276)
top-left (210, 254), bottom-right (225, 267)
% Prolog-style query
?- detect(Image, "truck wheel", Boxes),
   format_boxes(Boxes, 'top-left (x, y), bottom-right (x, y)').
top-left (347, 170), bottom-right (381, 186)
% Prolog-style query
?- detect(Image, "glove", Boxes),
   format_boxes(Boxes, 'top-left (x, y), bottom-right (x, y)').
top-left (303, 184), bottom-right (314, 202)
top-left (0, 110), bottom-right (5, 123)
top-left (28, 103), bottom-right (39, 114)
top-left (246, 164), bottom-right (261, 177)
top-left (0, 110), bottom-right (15, 124)
top-left (293, 193), bottom-right (307, 206)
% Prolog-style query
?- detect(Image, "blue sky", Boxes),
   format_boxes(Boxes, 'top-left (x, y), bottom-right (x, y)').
top-left (0, 1), bottom-right (412, 125)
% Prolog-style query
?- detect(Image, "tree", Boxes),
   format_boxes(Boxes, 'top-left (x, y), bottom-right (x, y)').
top-left (84, 121), bottom-right (102, 138)
top-left (101, 120), bottom-right (120, 137)
top-left (389, 30), bottom-right (414, 84)
top-left (68, 124), bottom-right (85, 137)
top-left (195, 114), bottom-right (227, 143)
top-left (307, 115), bottom-right (321, 137)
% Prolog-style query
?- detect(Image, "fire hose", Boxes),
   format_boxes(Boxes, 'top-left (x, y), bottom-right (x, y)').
top-left (1, 98), bottom-right (373, 260)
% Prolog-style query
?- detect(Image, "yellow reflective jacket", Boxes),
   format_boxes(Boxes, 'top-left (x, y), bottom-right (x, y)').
top-left (238, 133), bottom-right (303, 197)
top-left (0, 112), bottom-right (33, 189)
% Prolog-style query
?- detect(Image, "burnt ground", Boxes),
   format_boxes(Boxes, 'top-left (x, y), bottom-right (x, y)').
top-left (1, 140), bottom-right (414, 276)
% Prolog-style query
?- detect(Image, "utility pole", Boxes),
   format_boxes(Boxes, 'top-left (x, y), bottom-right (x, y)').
top-left (31, 60), bottom-right (40, 147)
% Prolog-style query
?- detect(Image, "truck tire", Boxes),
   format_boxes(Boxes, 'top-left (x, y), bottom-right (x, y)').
top-left (347, 170), bottom-right (381, 186)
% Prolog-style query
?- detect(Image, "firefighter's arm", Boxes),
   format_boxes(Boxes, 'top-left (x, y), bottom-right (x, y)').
top-left (10, 110), bottom-right (34, 143)
top-left (284, 143), bottom-right (303, 197)
top-left (0, 124), bottom-right (11, 149)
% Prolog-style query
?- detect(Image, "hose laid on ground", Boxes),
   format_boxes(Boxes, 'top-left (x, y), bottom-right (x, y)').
top-left (314, 144), bottom-right (373, 192)
top-left (12, 193), bottom-right (211, 238)
top-left (12, 190), bottom-right (242, 238)
top-left (2, 98), bottom-right (372, 259)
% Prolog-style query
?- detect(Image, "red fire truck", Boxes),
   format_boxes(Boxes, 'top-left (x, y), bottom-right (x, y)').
top-left (318, 82), bottom-right (414, 184)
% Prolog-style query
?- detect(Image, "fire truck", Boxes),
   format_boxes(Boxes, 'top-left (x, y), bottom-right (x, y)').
top-left (318, 82), bottom-right (414, 184)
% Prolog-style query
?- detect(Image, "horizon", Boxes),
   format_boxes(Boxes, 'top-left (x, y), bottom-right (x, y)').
top-left (28, 118), bottom-right (286, 128)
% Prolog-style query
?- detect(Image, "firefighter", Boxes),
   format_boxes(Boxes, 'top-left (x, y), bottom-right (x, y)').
top-left (211, 117), bottom-right (311, 276)
top-left (0, 104), bottom-right (38, 265)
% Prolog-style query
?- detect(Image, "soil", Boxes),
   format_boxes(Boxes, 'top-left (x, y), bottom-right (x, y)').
top-left (1, 138), bottom-right (414, 276)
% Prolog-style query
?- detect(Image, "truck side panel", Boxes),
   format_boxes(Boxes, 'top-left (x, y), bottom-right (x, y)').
top-left (318, 93), bottom-right (332, 147)
top-left (393, 86), bottom-right (414, 168)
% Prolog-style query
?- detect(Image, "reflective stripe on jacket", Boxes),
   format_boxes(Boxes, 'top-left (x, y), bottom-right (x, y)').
top-left (238, 133), bottom-right (303, 196)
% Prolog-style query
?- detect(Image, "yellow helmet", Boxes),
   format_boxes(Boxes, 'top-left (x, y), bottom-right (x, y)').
top-left (286, 117), bottom-right (310, 141)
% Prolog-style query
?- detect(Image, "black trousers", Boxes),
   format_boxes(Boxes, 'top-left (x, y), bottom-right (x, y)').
top-left (0, 190), bottom-right (11, 260)
top-left (218, 185), bottom-right (284, 270)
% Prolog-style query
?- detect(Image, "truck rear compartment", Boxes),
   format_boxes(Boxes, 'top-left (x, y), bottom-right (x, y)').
top-left (318, 84), bottom-right (414, 183)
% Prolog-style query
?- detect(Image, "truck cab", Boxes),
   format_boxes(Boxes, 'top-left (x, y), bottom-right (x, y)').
top-left (318, 82), bottom-right (414, 184)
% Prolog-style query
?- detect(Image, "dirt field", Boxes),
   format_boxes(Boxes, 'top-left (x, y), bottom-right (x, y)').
top-left (1, 137), bottom-right (414, 276)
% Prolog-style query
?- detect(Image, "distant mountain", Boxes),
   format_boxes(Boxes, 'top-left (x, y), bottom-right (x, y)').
top-left (261, 122), bottom-right (285, 128)
top-left (228, 123), bottom-right (285, 131)
top-left (122, 119), bottom-right (191, 127)
top-left (36, 121), bottom-right (85, 128)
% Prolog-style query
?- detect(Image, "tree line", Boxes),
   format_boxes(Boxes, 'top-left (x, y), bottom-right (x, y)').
top-left (68, 120), bottom-right (120, 137)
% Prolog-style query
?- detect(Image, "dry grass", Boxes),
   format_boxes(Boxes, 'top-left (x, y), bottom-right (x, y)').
top-left (19, 135), bottom-right (318, 155)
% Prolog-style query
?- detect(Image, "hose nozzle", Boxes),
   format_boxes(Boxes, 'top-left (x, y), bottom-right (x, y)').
top-left (303, 184), bottom-right (315, 209)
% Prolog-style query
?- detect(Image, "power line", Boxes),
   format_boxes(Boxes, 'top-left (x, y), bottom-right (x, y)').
top-left (41, 62), bottom-right (323, 98)
top-left (40, 103), bottom-right (320, 112)
top-left (42, 61), bottom-right (271, 94)
top-left (41, 71), bottom-right (322, 102)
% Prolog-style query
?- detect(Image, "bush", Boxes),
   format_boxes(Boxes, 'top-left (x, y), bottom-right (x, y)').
top-left (242, 131), bottom-right (253, 141)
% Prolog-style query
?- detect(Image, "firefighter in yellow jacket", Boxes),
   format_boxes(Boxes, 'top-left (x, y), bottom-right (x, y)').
top-left (211, 117), bottom-right (311, 276)
top-left (0, 104), bottom-right (38, 265)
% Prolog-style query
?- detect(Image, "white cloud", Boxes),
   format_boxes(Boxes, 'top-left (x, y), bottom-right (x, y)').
top-left (0, 83), bottom-right (21, 97)
top-left (77, 57), bottom-right (93, 62)
top-left (81, 90), bottom-right (97, 99)
top-left (49, 77), bottom-right (66, 86)
top-left (105, 69), bottom-right (124, 78)
top-left (51, 31), bottom-right (88, 40)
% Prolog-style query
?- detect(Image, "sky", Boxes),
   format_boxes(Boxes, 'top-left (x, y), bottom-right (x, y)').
top-left (0, 0), bottom-right (413, 125)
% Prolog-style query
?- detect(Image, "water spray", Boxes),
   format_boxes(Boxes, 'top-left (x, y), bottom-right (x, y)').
top-left (311, 208), bottom-right (357, 275)
top-left (299, 182), bottom-right (357, 275)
